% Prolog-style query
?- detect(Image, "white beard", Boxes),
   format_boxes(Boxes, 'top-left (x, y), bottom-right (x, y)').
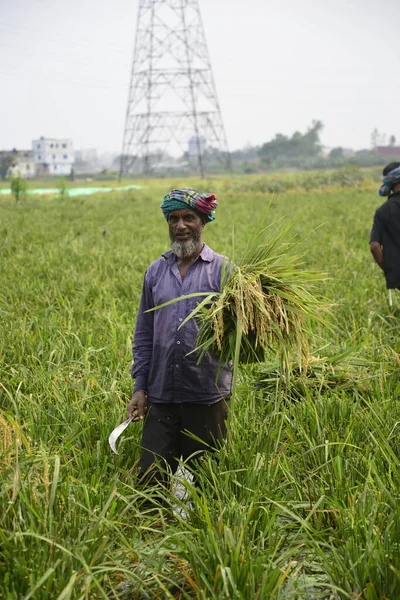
top-left (170, 238), bottom-right (198, 258)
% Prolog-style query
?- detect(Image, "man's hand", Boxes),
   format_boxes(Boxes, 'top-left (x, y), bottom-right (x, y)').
top-left (127, 390), bottom-right (148, 421)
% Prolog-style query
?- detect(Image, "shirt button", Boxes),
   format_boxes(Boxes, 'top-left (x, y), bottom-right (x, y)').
top-left (179, 318), bottom-right (183, 322)
top-left (175, 364), bottom-right (179, 368)
top-left (177, 340), bottom-right (180, 344)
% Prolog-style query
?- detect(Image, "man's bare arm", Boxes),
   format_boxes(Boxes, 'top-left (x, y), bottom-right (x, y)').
top-left (369, 241), bottom-right (384, 270)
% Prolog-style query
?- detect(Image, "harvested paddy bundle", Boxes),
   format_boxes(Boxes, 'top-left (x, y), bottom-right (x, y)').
top-left (185, 220), bottom-right (326, 369)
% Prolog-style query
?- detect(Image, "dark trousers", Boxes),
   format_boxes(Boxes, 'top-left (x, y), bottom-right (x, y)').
top-left (138, 399), bottom-right (229, 485)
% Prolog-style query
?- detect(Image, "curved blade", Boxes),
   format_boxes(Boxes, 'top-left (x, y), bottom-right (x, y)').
top-left (108, 417), bottom-right (134, 454)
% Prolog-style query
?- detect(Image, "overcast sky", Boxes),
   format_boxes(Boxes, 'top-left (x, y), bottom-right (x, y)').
top-left (0, 0), bottom-right (398, 154)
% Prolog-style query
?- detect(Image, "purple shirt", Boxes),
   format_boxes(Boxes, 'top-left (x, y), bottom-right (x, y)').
top-left (131, 244), bottom-right (232, 403)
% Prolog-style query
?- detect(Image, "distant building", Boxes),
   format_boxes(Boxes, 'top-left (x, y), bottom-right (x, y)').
top-left (0, 149), bottom-right (35, 179)
top-left (74, 148), bottom-right (101, 174)
top-left (16, 150), bottom-right (35, 178)
top-left (98, 151), bottom-right (118, 170)
top-left (342, 148), bottom-right (356, 158)
top-left (188, 135), bottom-right (206, 157)
top-left (375, 146), bottom-right (400, 159)
top-left (32, 136), bottom-right (74, 176)
top-left (75, 148), bottom-right (98, 164)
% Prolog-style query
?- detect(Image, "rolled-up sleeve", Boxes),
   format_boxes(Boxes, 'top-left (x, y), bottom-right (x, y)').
top-left (131, 271), bottom-right (154, 391)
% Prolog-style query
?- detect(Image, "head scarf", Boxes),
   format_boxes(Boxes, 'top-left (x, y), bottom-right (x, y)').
top-left (379, 165), bottom-right (400, 197)
top-left (160, 188), bottom-right (218, 222)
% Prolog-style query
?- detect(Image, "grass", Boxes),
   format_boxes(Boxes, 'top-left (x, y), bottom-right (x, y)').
top-left (0, 171), bottom-right (399, 598)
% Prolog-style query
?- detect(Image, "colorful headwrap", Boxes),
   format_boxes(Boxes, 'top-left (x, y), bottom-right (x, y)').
top-left (379, 165), bottom-right (400, 197)
top-left (160, 188), bottom-right (218, 222)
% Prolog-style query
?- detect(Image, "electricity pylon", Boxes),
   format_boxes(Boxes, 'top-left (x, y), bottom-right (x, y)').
top-left (119, 0), bottom-right (230, 178)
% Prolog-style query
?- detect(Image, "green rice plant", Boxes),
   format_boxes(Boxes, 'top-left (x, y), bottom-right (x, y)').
top-left (1, 176), bottom-right (400, 599)
top-left (310, 490), bottom-right (400, 599)
top-left (252, 349), bottom-right (375, 401)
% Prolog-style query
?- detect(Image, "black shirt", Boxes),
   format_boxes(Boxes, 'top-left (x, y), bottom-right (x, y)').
top-left (370, 191), bottom-right (400, 288)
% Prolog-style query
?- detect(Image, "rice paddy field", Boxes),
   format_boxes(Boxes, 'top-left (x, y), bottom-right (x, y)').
top-left (1, 169), bottom-right (399, 599)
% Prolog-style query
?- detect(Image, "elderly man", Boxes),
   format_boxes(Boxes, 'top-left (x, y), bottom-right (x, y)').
top-left (370, 162), bottom-right (400, 292)
top-left (127, 188), bottom-right (232, 484)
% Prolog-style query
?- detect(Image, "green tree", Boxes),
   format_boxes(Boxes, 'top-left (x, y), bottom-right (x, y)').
top-left (0, 153), bottom-right (13, 180)
top-left (259, 121), bottom-right (324, 163)
top-left (329, 147), bottom-right (344, 161)
top-left (10, 176), bottom-right (28, 202)
top-left (57, 177), bottom-right (69, 200)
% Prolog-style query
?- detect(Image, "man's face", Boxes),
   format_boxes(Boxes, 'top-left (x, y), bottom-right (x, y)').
top-left (168, 208), bottom-right (205, 257)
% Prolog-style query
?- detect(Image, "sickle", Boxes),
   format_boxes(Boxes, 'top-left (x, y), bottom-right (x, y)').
top-left (108, 416), bottom-right (135, 454)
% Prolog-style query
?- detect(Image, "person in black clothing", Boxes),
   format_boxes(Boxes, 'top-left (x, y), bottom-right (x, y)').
top-left (370, 162), bottom-right (400, 289)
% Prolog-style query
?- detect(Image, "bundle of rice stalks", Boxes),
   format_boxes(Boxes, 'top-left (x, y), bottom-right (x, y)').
top-left (251, 350), bottom-right (374, 401)
top-left (191, 220), bottom-right (326, 368)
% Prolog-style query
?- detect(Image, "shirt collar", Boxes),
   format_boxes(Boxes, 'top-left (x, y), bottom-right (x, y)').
top-left (162, 243), bottom-right (214, 263)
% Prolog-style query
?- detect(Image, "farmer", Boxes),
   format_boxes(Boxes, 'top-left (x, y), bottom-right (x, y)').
top-left (127, 188), bottom-right (232, 485)
top-left (370, 162), bottom-right (400, 290)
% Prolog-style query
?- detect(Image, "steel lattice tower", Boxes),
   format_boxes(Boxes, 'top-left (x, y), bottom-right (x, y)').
top-left (120, 0), bottom-right (230, 177)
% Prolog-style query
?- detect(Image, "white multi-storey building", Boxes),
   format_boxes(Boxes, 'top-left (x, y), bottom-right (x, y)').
top-left (17, 150), bottom-right (35, 178)
top-left (32, 137), bottom-right (74, 176)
